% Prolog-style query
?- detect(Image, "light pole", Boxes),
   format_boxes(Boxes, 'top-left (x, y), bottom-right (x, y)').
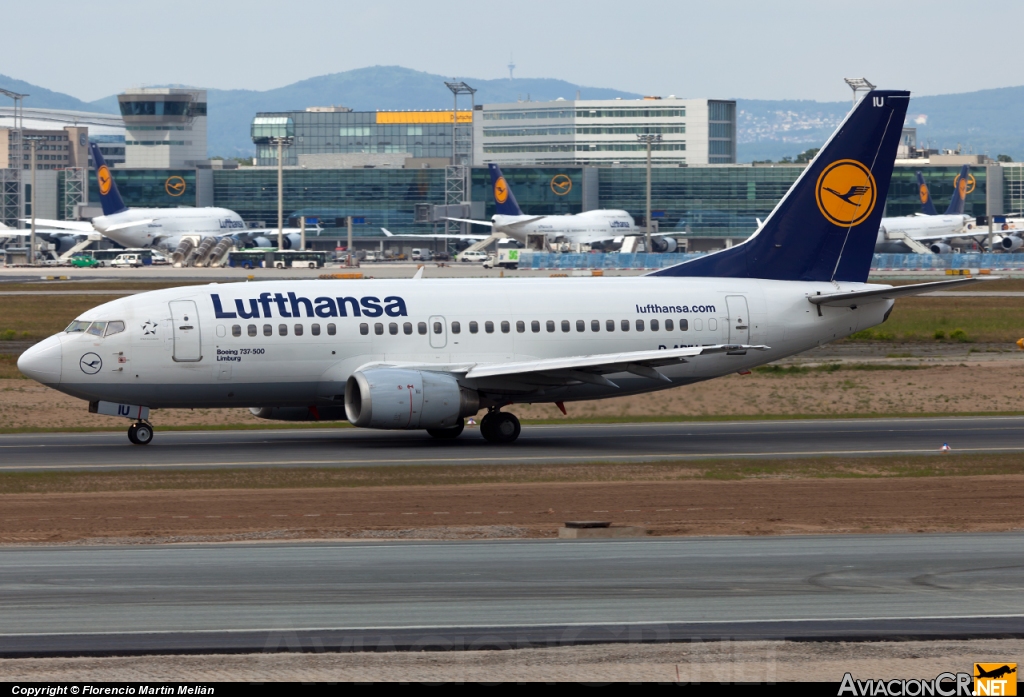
top-left (23, 135), bottom-right (45, 266)
top-left (268, 136), bottom-right (293, 250)
top-left (637, 134), bottom-right (661, 253)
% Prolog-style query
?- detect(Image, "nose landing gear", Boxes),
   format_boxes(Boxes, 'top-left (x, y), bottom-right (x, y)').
top-left (480, 410), bottom-right (521, 444)
top-left (127, 421), bottom-right (154, 445)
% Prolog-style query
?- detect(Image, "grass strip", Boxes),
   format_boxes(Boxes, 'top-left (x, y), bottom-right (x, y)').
top-left (1, 453), bottom-right (1021, 495)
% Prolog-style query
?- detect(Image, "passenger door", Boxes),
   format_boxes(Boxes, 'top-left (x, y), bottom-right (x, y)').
top-left (725, 295), bottom-right (750, 344)
top-left (169, 300), bottom-right (203, 362)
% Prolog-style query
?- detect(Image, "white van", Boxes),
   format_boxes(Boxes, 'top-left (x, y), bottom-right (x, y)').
top-left (110, 253), bottom-right (145, 268)
top-left (411, 248), bottom-right (433, 261)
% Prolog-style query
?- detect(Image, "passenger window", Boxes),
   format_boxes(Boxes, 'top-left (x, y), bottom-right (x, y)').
top-left (651, 319), bottom-right (659, 331)
top-left (403, 322), bottom-right (413, 335)
top-left (433, 321), bottom-right (442, 334)
top-left (679, 318), bottom-right (688, 331)
top-left (561, 320), bottom-right (570, 333)
top-left (546, 320), bottom-right (555, 332)
top-left (636, 319), bottom-right (644, 332)
top-left (485, 321), bottom-right (495, 334)
top-left (248, 324), bottom-right (257, 337)
top-left (389, 322), bottom-right (398, 335)
top-left (105, 320), bottom-right (126, 337)
top-left (694, 319), bottom-right (702, 331)
top-left (359, 323), bottom-right (369, 335)
top-left (87, 321), bottom-right (106, 337)
top-left (516, 321), bottom-right (525, 333)
top-left (531, 320), bottom-right (540, 333)
top-left (709, 318), bottom-right (718, 331)
top-left (621, 319), bottom-right (630, 332)
top-left (232, 324), bottom-right (241, 337)
top-left (216, 325), bottom-right (226, 338)
top-left (469, 321), bottom-right (478, 334)
top-left (295, 324), bottom-right (303, 336)
top-left (328, 323), bottom-right (337, 335)
top-left (311, 324), bottom-right (321, 336)
top-left (606, 319), bottom-right (615, 332)
top-left (576, 320), bottom-right (585, 332)
top-left (591, 319), bottom-right (600, 332)
top-left (374, 323), bottom-right (384, 335)
top-left (279, 324), bottom-right (288, 336)
top-left (665, 319), bottom-right (674, 331)
top-left (451, 321), bottom-right (461, 334)
top-left (418, 322), bottom-right (427, 335)
top-left (263, 324), bottom-right (272, 337)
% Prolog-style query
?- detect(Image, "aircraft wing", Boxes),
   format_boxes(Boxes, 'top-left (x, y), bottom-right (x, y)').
top-left (104, 218), bottom-right (155, 232)
top-left (19, 219), bottom-right (94, 233)
top-left (441, 217), bottom-right (494, 228)
top-left (808, 277), bottom-right (984, 308)
top-left (380, 227), bottom-right (489, 240)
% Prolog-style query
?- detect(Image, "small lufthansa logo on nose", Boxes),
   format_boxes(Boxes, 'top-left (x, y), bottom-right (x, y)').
top-left (815, 159), bottom-right (877, 227)
top-left (80, 352), bottom-right (102, 375)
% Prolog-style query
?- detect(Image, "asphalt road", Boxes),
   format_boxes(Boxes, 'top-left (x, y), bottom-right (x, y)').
top-left (1, 533), bottom-right (1022, 656)
top-left (1, 416), bottom-right (1023, 471)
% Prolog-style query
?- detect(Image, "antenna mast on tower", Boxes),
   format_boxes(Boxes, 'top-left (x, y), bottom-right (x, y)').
top-left (508, 54), bottom-right (515, 81)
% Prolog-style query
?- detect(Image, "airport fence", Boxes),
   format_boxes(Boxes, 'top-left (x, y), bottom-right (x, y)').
top-left (520, 252), bottom-right (1024, 271)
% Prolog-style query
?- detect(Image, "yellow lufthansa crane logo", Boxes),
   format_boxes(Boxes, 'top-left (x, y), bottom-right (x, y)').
top-left (494, 176), bottom-right (509, 204)
top-left (815, 159), bottom-right (877, 227)
top-left (165, 176), bottom-right (187, 197)
top-left (919, 183), bottom-right (930, 204)
top-left (954, 172), bottom-right (976, 196)
top-left (97, 165), bottom-right (112, 196)
top-left (550, 174), bottom-right (572, 196)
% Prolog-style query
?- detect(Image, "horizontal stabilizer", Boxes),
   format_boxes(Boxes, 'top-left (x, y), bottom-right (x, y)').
top-left (808, 277), bottom-right (983, 307)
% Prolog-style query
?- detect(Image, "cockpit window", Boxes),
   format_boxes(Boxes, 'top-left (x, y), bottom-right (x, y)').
top-left (65, 320), bottom-right (91, 333)
top-left (105, 321), bottom-right (126, 337)
top-left (86, 321), bottom-right (107, 337)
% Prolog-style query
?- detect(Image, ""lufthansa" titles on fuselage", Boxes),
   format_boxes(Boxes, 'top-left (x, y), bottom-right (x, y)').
top-left (211, 292), bottom-right (408, 320)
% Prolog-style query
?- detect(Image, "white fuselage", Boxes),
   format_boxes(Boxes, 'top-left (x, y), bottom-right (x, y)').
top-left (493, 210), bottom-right (637, 244)
top-left (27, 277), bottom-right (892, 411)
top-left (93, 208), bottom-right (246, 250)
top-left (875, 214), bottom-right (974, 252)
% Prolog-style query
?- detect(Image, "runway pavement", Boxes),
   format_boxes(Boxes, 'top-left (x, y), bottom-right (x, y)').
top-left (1, 533), bottom-right (1021, 656)
top-left (1, 416), bottom-right (1023, 471)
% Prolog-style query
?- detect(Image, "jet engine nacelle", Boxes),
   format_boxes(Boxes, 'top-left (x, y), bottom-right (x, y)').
top-left (280, 233), bottom-right (302, 250)
top-left (345, 368), bottom-right (479, 430)
top-left (1001, 235), bottom-right (1024, 252)
top-left (650, 236), bottom-right (678, 253)
top-left (929, 242), bottom-right (952, 254)
top-left (251, 236), bottom-right (273, 248)
top-left (52, 235), bottom-right (79, 255)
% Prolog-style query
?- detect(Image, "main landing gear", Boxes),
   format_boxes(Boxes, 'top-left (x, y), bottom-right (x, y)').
top-left (127, 420), bottom-right (154, 445)
top-left (480, 410), bottom-right (521, 444)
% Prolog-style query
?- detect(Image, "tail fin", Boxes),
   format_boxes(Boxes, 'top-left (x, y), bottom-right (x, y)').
top-left (652, 90), bottom-right (909, 283)
top-left (945, 165), bottom-right (970, 215)
top-left (89, 142), bottom-right (128, 216)
top-left (916, 171), bottom-right (938, 215)
top-left (489, 164), bottom-right (523, 216)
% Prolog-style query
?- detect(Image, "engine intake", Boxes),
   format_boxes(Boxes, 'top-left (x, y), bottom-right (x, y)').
top-left (1001, 235), bottom-right (1023, 252)
top-left (345, 369), bottom-right (479, 430)
top-left (929, 242), bottom-right (952, 255)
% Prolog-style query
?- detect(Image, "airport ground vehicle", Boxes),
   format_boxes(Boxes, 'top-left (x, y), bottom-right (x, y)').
top-left (227, 250), bottom-right (327, 269)
top-left (482, 248), bottom-right (520, 269)
top-left (111, 253), bottom-right (145, 268)
top-left (411, 248), bottom-right (433, 261)
top-left (18, 90), bottom-right (979, 447)
top-left (460, 251), bottom-right (488, 263)
top-left (70, 249), bottom-right (152, 268)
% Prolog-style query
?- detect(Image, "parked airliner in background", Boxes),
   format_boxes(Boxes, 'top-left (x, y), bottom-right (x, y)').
top-left (18, 90), bottom-right (981, 446)
top-left (24, 144), bottom-right (247, 253)
top-left (875, 165), bottom-right (976, 253)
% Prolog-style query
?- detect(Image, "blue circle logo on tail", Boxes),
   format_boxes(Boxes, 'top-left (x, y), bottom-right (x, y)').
top-left (494, 176), bottom-right (509, 204)
top-left (919, 183), bottom-right (929, 204)
top-left (815, 159), bottom-right (877, 227)
top-left (97, 166), bottom-right (112, 196)
top-left (953, 173), bottom-right (976, 196)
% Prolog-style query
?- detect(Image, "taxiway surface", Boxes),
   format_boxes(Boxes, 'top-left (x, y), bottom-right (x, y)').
top-left (2, 416), bottom-right (1024, 471)
top-left (1, 533), bottom-right (1022, 655)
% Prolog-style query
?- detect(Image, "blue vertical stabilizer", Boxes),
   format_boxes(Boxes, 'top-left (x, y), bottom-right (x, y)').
top-left (89, 142), bottom-right (128, 216)
top-left (945, 165), bottom-right (970, 215)
top-left (915, 171), bottom-right (939, 215)
top-left (488, 164), bottom-right (524, 216)
top-left (651, 90), bottom-right (910, 283)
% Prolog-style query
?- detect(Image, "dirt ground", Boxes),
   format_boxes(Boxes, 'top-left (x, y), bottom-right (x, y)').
top-left (2, 475), bottom-right (1021, 544)
top-left (1, 639), bottom-right (1020, 682)
top-left (4, 359), bottom-right (1024, 431)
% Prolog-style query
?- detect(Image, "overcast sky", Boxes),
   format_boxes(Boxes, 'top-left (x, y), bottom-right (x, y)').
top-left (7, 0), bottom-right (1022, 103)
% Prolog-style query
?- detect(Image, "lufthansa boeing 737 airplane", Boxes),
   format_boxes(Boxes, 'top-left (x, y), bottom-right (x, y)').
top-left (17, 90), bottom-right (981, 445)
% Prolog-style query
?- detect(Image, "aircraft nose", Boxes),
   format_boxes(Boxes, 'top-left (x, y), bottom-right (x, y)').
top-left (17, 334), bottom-right (62, 385)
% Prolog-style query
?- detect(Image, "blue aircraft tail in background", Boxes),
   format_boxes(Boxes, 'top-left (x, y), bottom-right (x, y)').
top-left (652, 90), bottom-right (909, 284)
top-left (89, 142), bottom-right (128, 216)
top-left (488, 164), bottom-right (523, 216)
top-left (946, 165), bottom-right (971, 215)
top-left (915, 171), bottom-right (938, 215)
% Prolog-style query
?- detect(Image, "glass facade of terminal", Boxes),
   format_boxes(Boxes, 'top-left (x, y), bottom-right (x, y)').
top-left (88, 169), bottom-right (197, 208)
top-left (252, 111), bottom-right (469, 165)
top-left (470, 167), bottom-right (583, 218)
